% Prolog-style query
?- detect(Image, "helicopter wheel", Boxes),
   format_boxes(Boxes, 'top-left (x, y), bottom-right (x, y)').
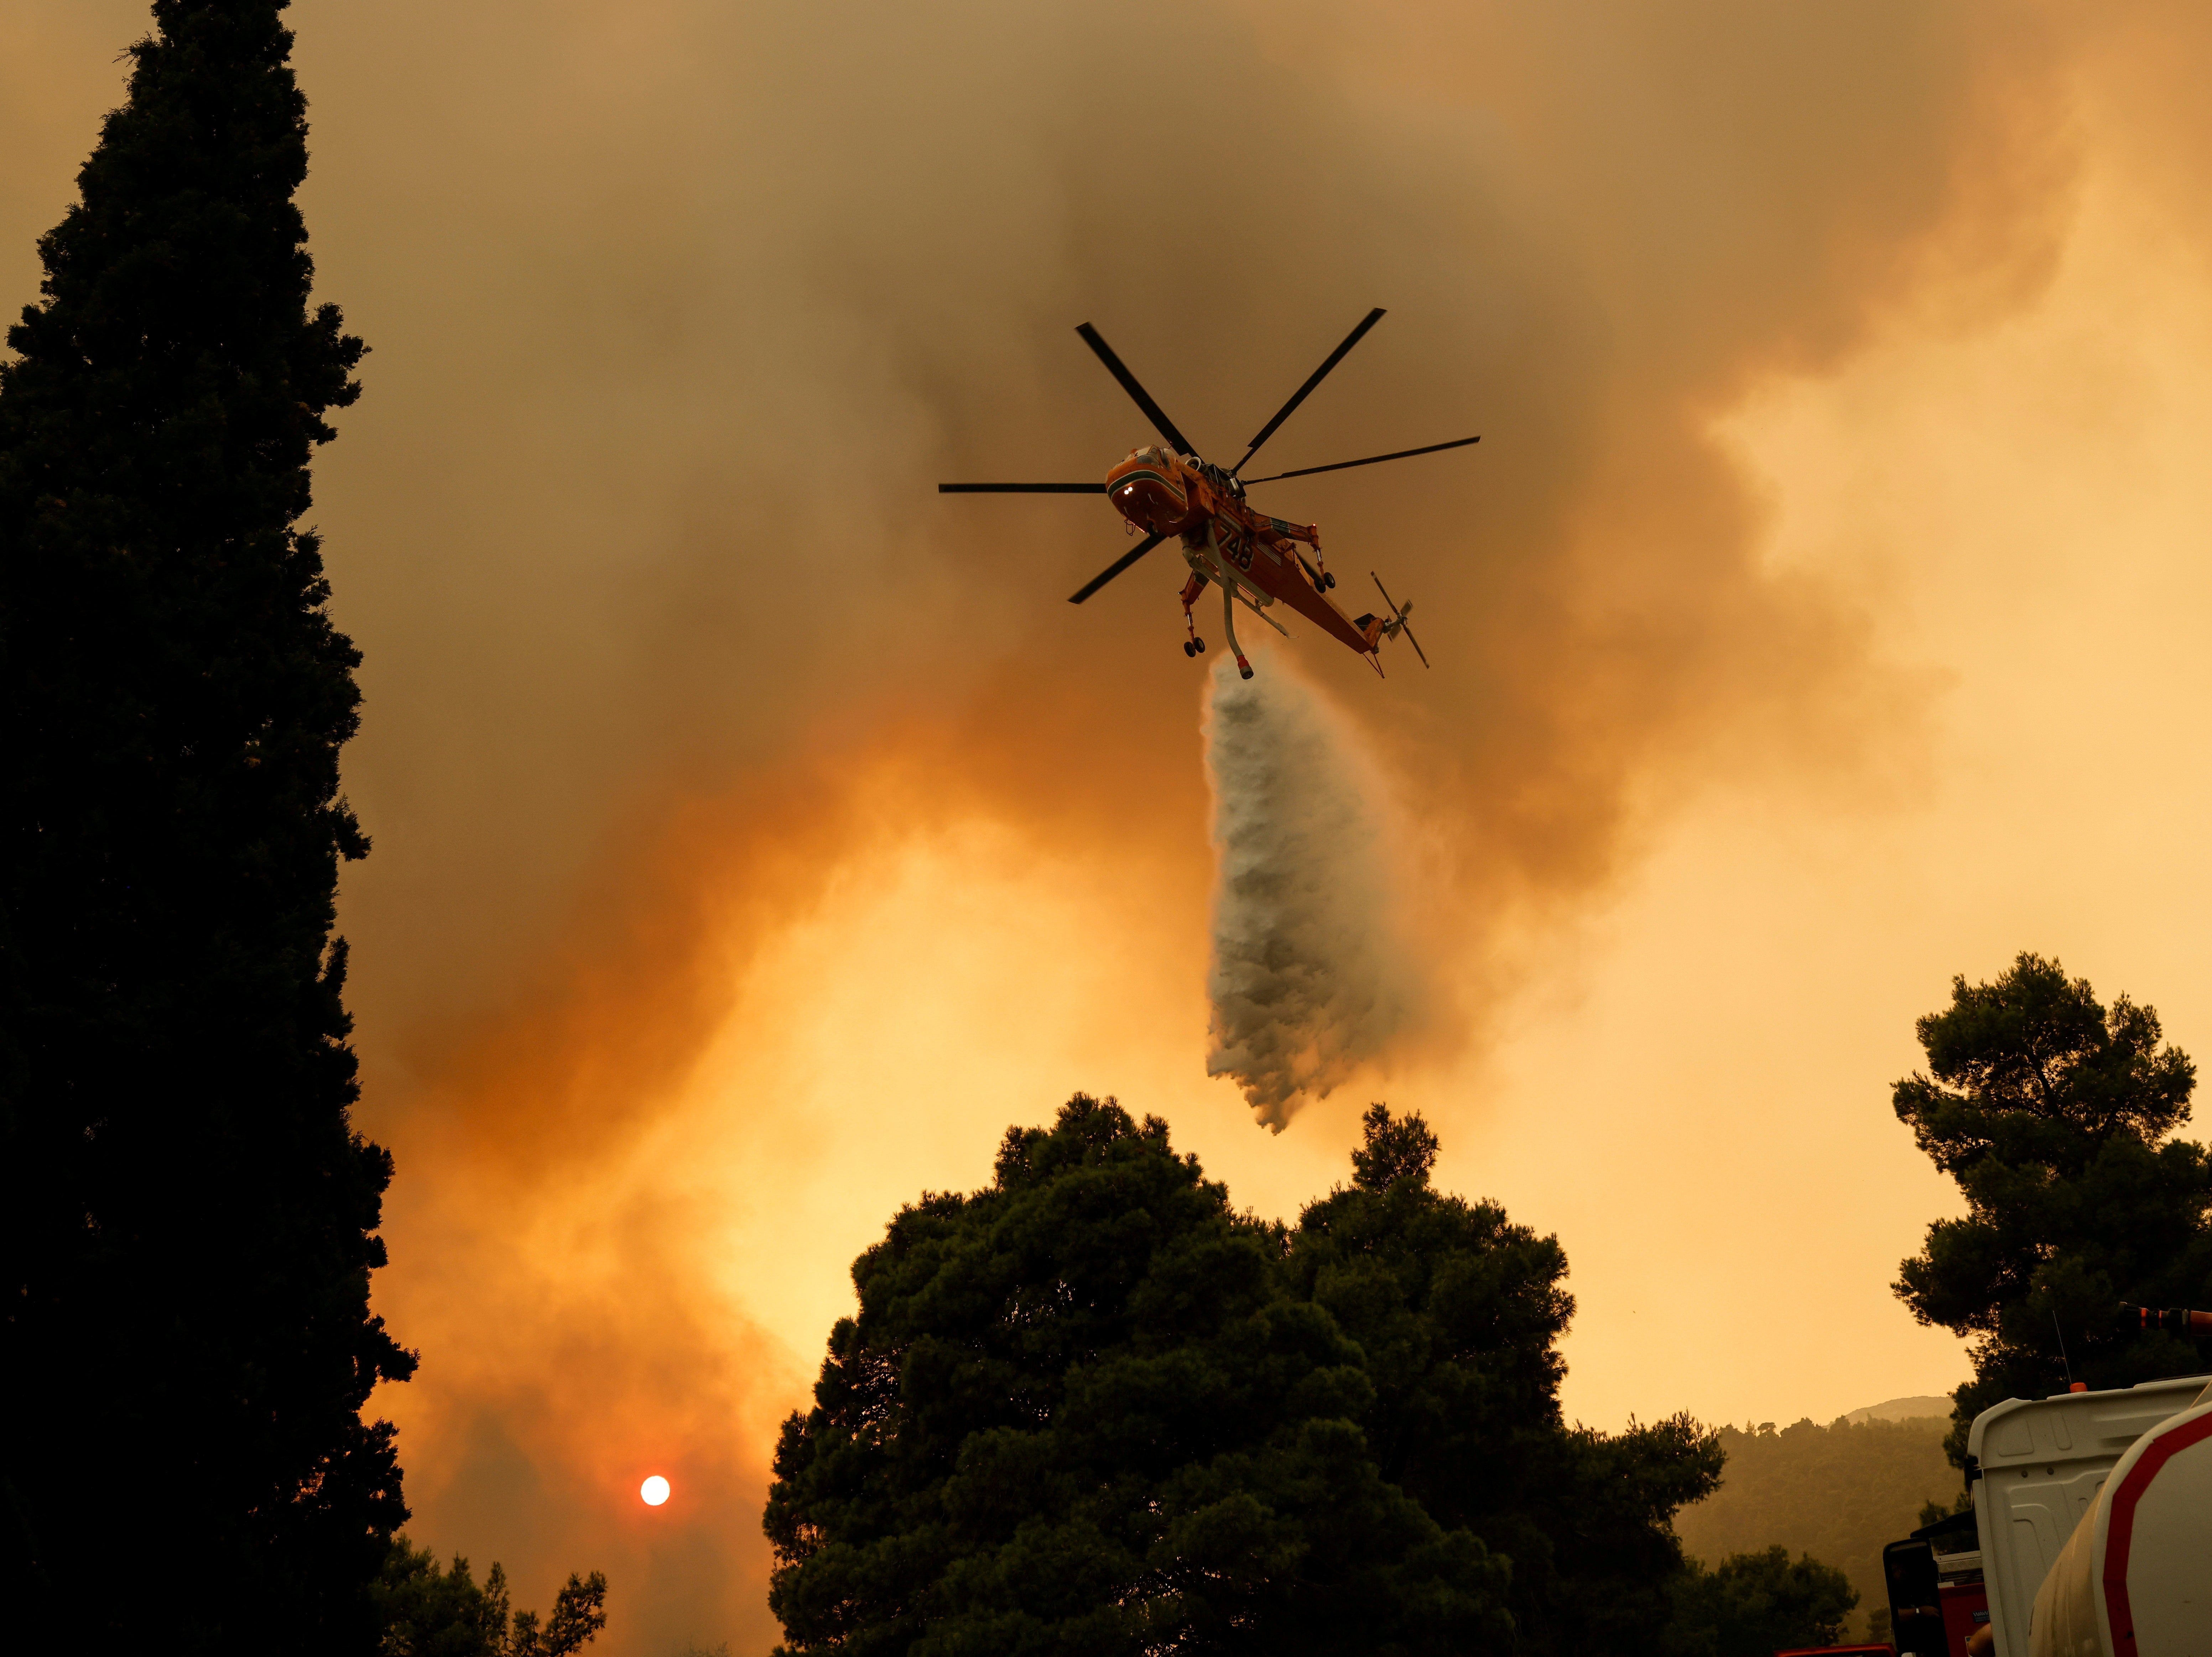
top-left (1322, 571), bottom-right (1337, 590)
top-left (1195, 637), bottom-right (1206, 653)
top-left (1182, 641), bottom-right (1196, 657)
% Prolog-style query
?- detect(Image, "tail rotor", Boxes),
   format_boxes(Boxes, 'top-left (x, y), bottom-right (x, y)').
top-left (1370, 573), bottom-right (1430, 668)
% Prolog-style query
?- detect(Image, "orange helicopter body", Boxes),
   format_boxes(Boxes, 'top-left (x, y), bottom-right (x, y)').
top-left (942, 309), bottom-right (1474, 678)
top-left (1102, 446), bottom-right (1384, 661)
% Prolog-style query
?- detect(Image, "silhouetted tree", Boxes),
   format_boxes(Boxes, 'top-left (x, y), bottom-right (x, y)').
top-left (509, 1569), bottom-right (612, 1657)
top-left (1285, 1104), bottom-right (1725, 1655)
top-left (766, 1097), bottom-right (1728, 1654)
top-left (765, 1096), bottom-right (1513, 1655)
top-left (0, 2), bottom-right (411, 1648)
top-left (1660, 1546), bottom-right (1856, 1657)
top-left (373, 1541), bottom-right (610, 1657)
top-left (374, 1544), bottom-right (514, 1657)
top-left (1894, 952), bottom-right (2212, 1469)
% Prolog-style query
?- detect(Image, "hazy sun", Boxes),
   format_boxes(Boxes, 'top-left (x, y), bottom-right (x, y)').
top-left (640, 1474), bottom-right (670, 1507)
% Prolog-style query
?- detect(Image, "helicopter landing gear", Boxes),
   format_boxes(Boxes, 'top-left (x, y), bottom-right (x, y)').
top-left (1179, 571), bottom-right (1210, 659)
top-left (1222, 583), bottom-right (1254, 679)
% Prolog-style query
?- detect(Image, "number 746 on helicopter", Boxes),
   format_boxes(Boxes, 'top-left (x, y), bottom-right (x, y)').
top-left (940, 307), bottom-right (1476, 678)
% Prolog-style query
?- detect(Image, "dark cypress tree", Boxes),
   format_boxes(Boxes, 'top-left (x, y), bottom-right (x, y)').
top-left (0, 4), bottom-right (413, 1650)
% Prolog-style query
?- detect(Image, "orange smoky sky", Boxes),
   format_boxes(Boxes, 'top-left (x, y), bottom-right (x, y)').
top-left (11, 2), bottom-right (2212, 1652)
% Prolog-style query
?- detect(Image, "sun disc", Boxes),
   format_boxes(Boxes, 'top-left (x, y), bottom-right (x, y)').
top-left (640, 1474), bottom-right (670, 1507)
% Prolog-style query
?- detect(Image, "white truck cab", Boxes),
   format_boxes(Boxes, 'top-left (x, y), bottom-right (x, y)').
top-left (1965, 1373), bottom-right (2212, 1657)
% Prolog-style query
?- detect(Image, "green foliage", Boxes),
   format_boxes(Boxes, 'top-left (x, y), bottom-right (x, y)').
top-left (1675, 1415), bottom-right (1955, 1637)
top-left (373, 1542), bottom-right (512, 1657)
top-left (1893, 954), bottom-right (2212, 1466)
top-left (1661, 1546), bottom-right (1857, 1657)
top-left (1285, 1104), bottom-right (1723, 1655)
top-left (510, 1570), bottom-right (611, 1657)
top-left (766, 1096), bottom-right (1512, 1655)
top-left (0, 2), bottom-right (408, 1648)
top-left (373, 1540), bottom-right (608, 1657)
top-left (766, 1097), bottom-right (1724, 1655)
top-left (1918, 1494), bottom-right (1967, 1527)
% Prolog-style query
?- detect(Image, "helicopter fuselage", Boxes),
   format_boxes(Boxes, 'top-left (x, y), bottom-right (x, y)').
top-left (939, 309), bottom-right (1452, 677)
top-left (1103, 446), bottom-right (1387, 659)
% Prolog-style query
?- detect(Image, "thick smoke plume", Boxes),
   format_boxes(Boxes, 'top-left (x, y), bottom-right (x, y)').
top-left (1204, 655), bottom-right (1421, 1130)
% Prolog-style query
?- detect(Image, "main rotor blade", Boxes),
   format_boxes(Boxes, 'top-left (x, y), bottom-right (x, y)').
top-left (939, 482), bottom-right (1106, 493)
top-left (1243, 434), bottom-right (1480, 485)
top-left (1075, 324), bottom-right (1197, 457)
top-left (1231, 307), bottom-right (1385, 476)
top-left (1068, 531), bottom-right (1167, 605)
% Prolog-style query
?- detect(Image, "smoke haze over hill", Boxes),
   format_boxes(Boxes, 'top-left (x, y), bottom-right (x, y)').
top-left (1677, 1414), bottom-right (1959, 1640)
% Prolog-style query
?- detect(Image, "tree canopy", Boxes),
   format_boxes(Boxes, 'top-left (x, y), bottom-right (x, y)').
top-left (765, 1096), bottom-right (1513, 1655)
top-left (1283, 1104), bottom-right (1723, 1654)
top-left (0, 2), bottom-right (408, 1646)
top-left (1660, 1546), bottom-right (1856, 1657)
top-left (373, 1540), bottom-right (610, 1657)
top-left (1893, 952), bottom-right (2212, 1466)
top-left (766, 1097), bottom-right (1747, 1655)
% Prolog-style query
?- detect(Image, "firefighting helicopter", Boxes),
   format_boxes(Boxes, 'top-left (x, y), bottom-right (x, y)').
top-left (940, 308), bottom-right (1476, 678)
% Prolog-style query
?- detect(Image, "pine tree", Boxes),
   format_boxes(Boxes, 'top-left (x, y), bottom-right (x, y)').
top-left (373, 1541), bottom-right (611, 1657)
top-left (765, 1096), bottom-right (1515, 1655)
top-left (1893, 953), bottom-right (2212, 1470)
top-left (1660, 1547), bottom-right (1857, 1657)
top-left (766, 1098), bottom-right (1730, 1656)
top-left (1285, 1105), bottom-right (1726, 1655)
top-left (0, 4), bottom-right (413, 1649)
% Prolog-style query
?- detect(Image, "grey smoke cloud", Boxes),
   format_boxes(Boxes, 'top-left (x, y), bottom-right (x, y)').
top-left (1203, 652), bottom-right (1422, 1131)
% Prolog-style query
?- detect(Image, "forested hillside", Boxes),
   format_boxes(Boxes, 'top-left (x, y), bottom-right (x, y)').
top-left (1674, 1414), bottom-right (1955, 1637)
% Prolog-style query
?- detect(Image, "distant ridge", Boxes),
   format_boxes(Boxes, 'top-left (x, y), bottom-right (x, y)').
top-left (1842, 1395), bottom-right (1952, 1424)
top-left (1678, 1411), bottom-right (1958, 1638)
